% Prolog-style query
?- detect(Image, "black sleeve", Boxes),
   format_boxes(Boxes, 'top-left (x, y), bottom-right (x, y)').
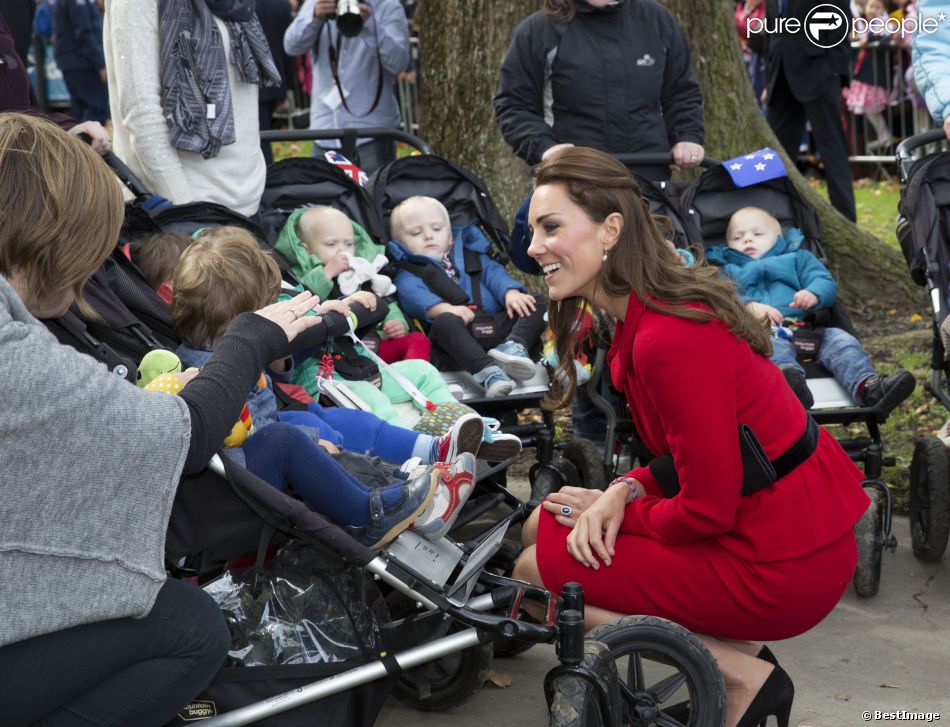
top-left (659, 11), bottom-right (705, 147)
top-left (493, 15), bottom-right (560, 166)
top-left (179, 313), bottom-right (289, 473)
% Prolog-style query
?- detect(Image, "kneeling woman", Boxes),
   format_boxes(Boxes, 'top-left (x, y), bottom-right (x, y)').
top-left (514, 147), bottom-right (869, 727)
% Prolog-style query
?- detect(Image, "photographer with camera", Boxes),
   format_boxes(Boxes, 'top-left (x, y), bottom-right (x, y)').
top-left (284, 0), bottom-right (409, 174)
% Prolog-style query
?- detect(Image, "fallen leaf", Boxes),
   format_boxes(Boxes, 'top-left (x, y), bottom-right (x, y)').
top-left (911, 313), bottom-right (923, 322)
top-left (487, 671), bottom-right (513, 688)
top-left (880, 683), bottom-right (901, 689)
top-left (887, 309), bottom-right (897, 316)
top-left (834, 693), bottom-right (851, 701)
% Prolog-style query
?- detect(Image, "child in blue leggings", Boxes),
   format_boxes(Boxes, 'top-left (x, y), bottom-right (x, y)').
top-left (170, 227), bottom-right (484, 545)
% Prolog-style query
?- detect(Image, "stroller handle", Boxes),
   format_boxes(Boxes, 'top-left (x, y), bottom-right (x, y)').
top-left (77, 133), bottom-right (154, 200)
top-left (612, 152), bottom-right (721, 168)
top-left (896, 129), bottom-right (948, 179)
top-left (261, 127), bottom-right (434, 156)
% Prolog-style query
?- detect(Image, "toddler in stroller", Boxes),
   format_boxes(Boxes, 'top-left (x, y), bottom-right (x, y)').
top-left (707, 206), bottom-right (916, 410)
top-left (169, 226), bottom-right (482, 545)
top-left (274, 205), bottom-right (431, 363)
top-left (388, 195), bottom-right (547, 398)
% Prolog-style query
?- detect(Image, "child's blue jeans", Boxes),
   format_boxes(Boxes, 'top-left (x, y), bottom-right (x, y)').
top-left (770, 326), bottom-right (876, 399)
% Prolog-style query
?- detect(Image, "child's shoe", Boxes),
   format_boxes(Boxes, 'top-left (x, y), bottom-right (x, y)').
top-left (488, 340), bottom-right (536, 380)
top-left (778, 363), bottom-right (814, 410)
top-left (857, 370), bottom-right (916, 410)
top-left (350, 467), bottom-right (439, 549)
top-left (411, 453), bottom-right (478, 540)
top-left (435, 412), bottom-right (485, 462)
top-left (476, 431), bottom-right (523, 461)
top-left (474, 364), bottom-right (514, 398)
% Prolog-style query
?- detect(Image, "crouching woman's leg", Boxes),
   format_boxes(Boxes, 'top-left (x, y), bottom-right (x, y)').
top-left (0, 578), bottom-right (229, 727)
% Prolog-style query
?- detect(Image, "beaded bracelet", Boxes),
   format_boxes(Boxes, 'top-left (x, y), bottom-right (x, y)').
top-left (609, 476), bottom-right (640, 504)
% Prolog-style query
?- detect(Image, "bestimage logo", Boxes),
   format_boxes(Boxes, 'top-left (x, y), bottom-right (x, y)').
top-left (747, 3), bottom-right (945, 48)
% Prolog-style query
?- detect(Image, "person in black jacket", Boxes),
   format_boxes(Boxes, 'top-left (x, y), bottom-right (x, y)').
top-left (493, 0), bottom-right (705, 181)
top-left (762, 0), bottom-right (856, 221)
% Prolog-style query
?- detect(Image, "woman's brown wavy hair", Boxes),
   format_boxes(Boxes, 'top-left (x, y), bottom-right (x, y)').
top-left (536, 147), bottom-right (771, 408)
top-left (543, 0), bottom-right (576, 23)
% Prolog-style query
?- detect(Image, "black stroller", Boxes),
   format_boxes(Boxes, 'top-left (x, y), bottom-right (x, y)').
top-left (259, 129), bottom-right (610, 503)
top-left (897, 129), bottom-right (950, 563)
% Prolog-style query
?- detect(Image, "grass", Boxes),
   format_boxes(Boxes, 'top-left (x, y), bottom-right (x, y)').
top-left (807, 177), bottom-right (902, 251)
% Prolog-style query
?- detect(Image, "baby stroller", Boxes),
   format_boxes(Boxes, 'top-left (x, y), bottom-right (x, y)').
top-left (43, 197), bottom-right (729, 725)
top-left (897, 129), bottom-right (950, 563)
top-left (259, 129), bottom-right (609, 505)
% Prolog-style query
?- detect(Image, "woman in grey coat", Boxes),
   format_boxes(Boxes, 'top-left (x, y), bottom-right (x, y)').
top-left (0, 112), bottom-right (323, 726)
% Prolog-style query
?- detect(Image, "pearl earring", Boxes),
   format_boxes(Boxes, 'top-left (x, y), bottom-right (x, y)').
top-left (602, 249), bottom-right (609, 262)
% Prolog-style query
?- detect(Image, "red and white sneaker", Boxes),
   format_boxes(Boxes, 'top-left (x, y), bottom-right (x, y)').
top-left (435, 413), bottom-right (484, 463)
top-left (411, 452), bottom-right (478, 540)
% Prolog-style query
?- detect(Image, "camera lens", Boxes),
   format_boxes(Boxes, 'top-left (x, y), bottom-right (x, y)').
top-left (336, 0), bottom-right (363, 37)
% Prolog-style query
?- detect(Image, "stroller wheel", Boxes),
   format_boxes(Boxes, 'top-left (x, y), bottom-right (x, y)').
top-left (550, 616), bottom-right (726, 727)
top-left (561, 438), bottom-right (608, 491)
top-left (386, 592), bottom-right (493, 711)
top-left (548, 640), bottom-right (618, 727)
top-left (909, 436), bottom-right (950, 562)
top-left (853, 487), bottom-right (885, 598)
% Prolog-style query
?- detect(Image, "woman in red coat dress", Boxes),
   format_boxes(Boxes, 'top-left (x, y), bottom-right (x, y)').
top-left (513, 147), bottom-right (870, 727)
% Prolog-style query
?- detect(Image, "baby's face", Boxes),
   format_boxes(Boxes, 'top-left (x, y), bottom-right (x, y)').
top-left (300, 209), bottom-right (355, 264)
top-left (396, 199), bottom-right (452, 258)
top-left (727, 209), bottom-right (780, 260)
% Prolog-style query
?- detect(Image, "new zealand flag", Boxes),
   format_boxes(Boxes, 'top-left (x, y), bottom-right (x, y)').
top-left (722, 148), bottom-right (788, 187)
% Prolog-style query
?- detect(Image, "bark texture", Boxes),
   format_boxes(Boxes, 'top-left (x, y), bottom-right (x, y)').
top-left (416, 0), bottom-right (917, 310)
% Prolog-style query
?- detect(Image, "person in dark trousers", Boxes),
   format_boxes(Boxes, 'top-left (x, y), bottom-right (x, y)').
top-left (52, 0), bottom-right (109, 123)
top-left (0, 0), bottom-right (34, 66)
top-left (762, 0), bottom-right (857, 222)
top-left (255, 0), bottom-right (293, 165)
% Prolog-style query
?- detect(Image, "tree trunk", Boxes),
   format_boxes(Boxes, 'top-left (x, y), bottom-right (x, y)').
top-left (416, 0), bottom-right (918, 311)
top-left (416, 0), bottom-right (541, 223)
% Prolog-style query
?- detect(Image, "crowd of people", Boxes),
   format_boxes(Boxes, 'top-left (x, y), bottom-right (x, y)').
top-left (0, 0), bottom-right (949, 725)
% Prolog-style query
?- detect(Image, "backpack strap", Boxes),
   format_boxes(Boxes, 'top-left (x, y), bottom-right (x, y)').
top-left (394, 259), bottom-right (471, 306)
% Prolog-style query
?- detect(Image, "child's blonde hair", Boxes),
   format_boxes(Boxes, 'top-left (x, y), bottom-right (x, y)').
top-left (172, 226), bottom-right (282, 347)
top-left (726, 206), bottom-right (782, 240)
top-left (390, 195), bottom-right (452, 241)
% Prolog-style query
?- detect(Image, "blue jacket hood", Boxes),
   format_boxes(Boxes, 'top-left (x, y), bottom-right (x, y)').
top-left (705, 227), bottom-right (806, 267)
top-left (387, 224), bottom-right (494, 264)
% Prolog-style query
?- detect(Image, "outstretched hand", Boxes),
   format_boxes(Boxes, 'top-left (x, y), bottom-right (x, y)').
top-left (254, 291), bottom-right (324, 343)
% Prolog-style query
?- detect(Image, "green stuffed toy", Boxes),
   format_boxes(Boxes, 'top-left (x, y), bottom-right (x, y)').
top-left (136, 349), bottom-right (183, 388)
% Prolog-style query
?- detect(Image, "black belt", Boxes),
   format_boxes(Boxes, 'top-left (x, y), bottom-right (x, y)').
top-left (648, 416), bottom-right (820, 498)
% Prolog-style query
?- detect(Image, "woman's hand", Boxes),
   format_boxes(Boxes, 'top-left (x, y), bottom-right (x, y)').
top-left (542, 486), bottom-right (605, 528)
top-left (671, 141), bottom-right (705, 171)
top-left (68, 121), bottom-right (111, 155)
top-left (254, 291), bottom-right (324, 343)
top-left (566, 484), bottom-right (629, 570)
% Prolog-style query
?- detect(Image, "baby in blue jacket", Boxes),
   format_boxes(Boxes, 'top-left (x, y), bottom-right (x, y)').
top-left (388, 196), bottom-right (547, 398)
top-left (707, 206), bottom-right (914, 409)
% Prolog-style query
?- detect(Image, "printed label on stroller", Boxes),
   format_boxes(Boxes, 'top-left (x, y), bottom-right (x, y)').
top-left (469, 315), bottom-right (497, 340)
top-left (178, 700), bottom-right (217, 721)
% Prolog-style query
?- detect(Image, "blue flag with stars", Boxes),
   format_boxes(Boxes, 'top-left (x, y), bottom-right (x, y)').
top-left (722, 148), bottom-right (787, 187)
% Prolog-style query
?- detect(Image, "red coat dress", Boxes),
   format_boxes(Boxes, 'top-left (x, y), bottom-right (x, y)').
top-left (536, 295), bottom-right (870, 640)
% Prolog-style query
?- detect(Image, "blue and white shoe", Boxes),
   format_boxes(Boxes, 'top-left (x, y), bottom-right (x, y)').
top-left (349, 467), bottom-right (439, 549)
top-left (474, 364), bottom-right (514, 398)
top-left (488, 340), bottom-right (536, 381)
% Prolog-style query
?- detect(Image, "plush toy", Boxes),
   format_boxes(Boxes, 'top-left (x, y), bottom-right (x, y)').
top-left (337, 253), bottom-right (396, 298)
top-left (137, 349), bottom-right (257, 447)
top-left (136, 349), bottom-right (182, 388)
